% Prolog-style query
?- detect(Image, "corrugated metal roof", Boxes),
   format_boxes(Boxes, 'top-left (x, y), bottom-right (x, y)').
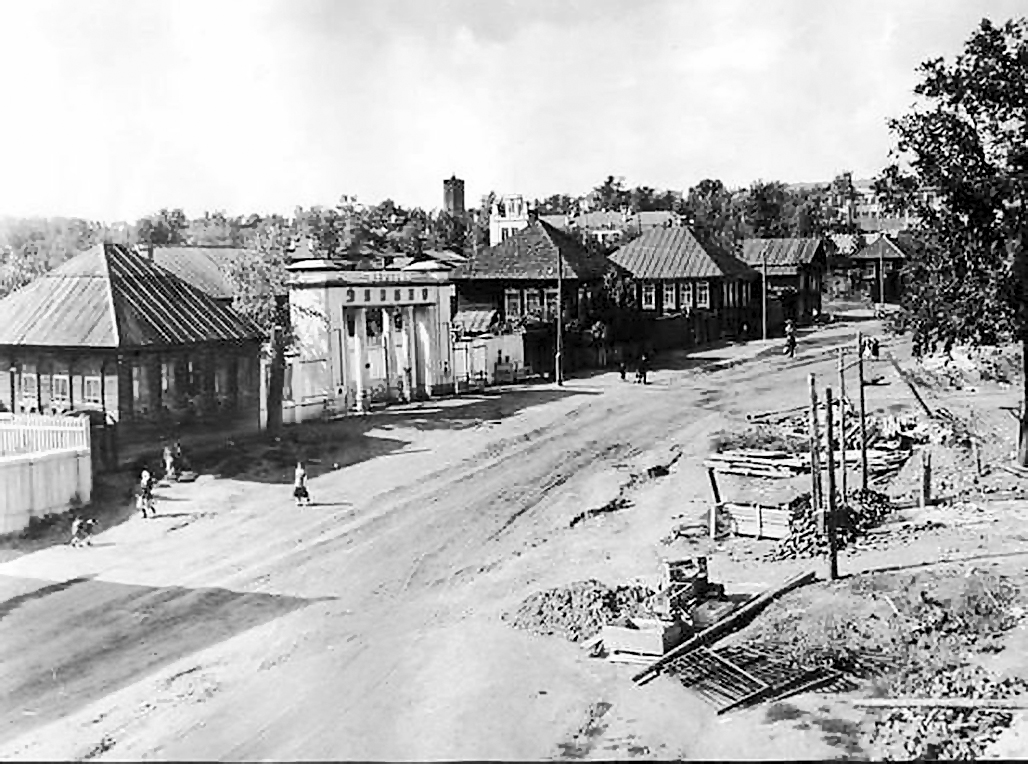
top-left (453, 309), bottom-right (498, 334)
top-left (609, 227), bottom-right (755, 280)
top-left (742, 238), bottom-right (824, 269)
top-left (0, 243), bottom-right (263, 348)
top-left (151, 246), bottom-right (241, 300)
top-left (451, 220), bottom-right (607, 281)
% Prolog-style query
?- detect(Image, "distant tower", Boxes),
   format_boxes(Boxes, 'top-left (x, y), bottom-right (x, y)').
top-left (443, 175), bottom-right (465, 217)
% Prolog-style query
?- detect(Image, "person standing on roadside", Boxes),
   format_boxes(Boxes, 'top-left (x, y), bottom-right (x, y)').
top-left (785, 319), bottom-right (797, 359)
top-left (138, 469), bottom-right (156, 518)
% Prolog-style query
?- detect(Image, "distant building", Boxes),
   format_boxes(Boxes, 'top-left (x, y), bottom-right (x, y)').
top-left (742, 238), bottom-right (827, 324)
top-left (443, 175), bottom-right (465, 217)
top-left (489, 194), bottom-right (531, 246)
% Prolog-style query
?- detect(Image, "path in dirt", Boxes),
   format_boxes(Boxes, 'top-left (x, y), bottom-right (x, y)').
top-left (0, 322), bottom-right (891, 761)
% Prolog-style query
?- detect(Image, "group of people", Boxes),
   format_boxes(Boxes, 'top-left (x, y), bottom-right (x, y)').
top-left (618, 352), bottom-right (651, 385)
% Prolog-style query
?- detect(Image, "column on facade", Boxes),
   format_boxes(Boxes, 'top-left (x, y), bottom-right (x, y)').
top-left (401, 305), bottom-right (415, 402)
top-left (415, 307), bottom-right (433, 398)
top-left (351, 307), bottom-right (367, 413)
top-left (382, 306), bottom-right (394, 401)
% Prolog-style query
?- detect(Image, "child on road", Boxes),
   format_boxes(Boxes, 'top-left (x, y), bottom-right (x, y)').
top-left (293, 461), bottom-right (311, 507)
top-left (138, 469), bottom-right (156, 518)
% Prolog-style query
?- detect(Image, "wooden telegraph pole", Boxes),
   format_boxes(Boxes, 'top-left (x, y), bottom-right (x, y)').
top-left (556, 244), bottom-right (564, 386)
top-left (824, 387), bottom-right (840, 581)
top-left (838, 348), bottom-right (848, 503)
top-left (856, 331), bottom-right (869, 491)
top-left (761, 251), bottom-right (769, 341)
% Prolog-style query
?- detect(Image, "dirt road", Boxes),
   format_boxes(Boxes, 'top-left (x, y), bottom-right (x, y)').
top-left (0, 323), bottom-right (930, 760)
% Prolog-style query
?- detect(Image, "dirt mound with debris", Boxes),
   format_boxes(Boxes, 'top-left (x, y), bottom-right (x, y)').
top-left (764, 490), bottom-right (894, 561)
top-left (503, 580), bottom-right (656, 643)
top-left (743, 568), bottom-right (1028, 760)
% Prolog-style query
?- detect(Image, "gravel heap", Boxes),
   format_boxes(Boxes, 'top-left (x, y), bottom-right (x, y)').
top-left (503, 580), bottom-right (656, 643)
top-left (764, 489), bottom-right (894, 561)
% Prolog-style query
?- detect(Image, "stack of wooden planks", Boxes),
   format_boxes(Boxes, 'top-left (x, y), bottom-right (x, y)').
top-left (704, 450), bottom-right (807, 479)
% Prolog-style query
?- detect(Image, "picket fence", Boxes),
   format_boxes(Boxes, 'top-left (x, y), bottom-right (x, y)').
top-left (0, 413), bottom-right (93, 535)
top-left (0, 413), bottom-right (91, 456)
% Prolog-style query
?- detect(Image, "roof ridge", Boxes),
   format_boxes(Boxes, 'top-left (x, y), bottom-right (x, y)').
top-left (99, 243), bottom-right (121, 347)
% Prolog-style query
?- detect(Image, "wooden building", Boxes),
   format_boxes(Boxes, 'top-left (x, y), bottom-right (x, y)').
top-left (608, 227), bottom-right (760, 343)
top-left (0, 243), bottom-right (264, 464)
top-left (742, 238), bottom-right (827, 323)
top-left (851, 234), bottom-right (915, 303)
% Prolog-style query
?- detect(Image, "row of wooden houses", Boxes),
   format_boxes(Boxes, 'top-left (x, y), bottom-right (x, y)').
top-left (0, 222), bottom-right (911, 468)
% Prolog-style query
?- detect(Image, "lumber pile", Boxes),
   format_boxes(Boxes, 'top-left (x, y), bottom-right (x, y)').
top-left (704, 449), bottom-right (807, 479)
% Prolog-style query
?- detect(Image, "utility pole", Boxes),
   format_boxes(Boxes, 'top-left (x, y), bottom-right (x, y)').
top-left (857, 331), bottom-right (869, 491)
top-left (761, 250), bottom-right (768, 341)
top-left (878, 249), bottom-right (885, 309)
top-left (556, 247), bottom-right (564, 386)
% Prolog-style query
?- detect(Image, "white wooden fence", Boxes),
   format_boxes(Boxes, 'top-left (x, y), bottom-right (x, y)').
top-left (0, 413), bottom-right (91, 456)
top-left (0, 414), bottom-right (93, 534)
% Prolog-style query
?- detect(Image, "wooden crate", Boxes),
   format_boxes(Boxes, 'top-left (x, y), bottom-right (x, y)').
top-left (712, 502), bottom-right (791, 541)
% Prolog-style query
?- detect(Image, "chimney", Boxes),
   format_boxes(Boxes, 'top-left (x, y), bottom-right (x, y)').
top-left (147, 242), bottom-right (154, 260)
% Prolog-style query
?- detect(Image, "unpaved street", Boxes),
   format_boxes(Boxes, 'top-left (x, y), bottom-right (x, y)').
top-left (0, 321), bottom-right (1013, 761)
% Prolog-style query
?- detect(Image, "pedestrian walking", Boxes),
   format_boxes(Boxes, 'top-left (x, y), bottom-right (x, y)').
top-left (138, 468), bottom-right (156, 518)
top-left (784, 319), bottom-right (797, 359)
top-left (69, 515), bottom-right (83, 547)
top-left (637, 352), bottom-right (650, 385)
top-left (618, 360), bottom-right (628, 381)
top-left (293, 461), bottom-right (311, 507)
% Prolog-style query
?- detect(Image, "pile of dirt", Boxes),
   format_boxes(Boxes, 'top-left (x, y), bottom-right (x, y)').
top-left (503, 580), bottom-right (656, 643)
top-left (764, 490), bottom-right (894, 561)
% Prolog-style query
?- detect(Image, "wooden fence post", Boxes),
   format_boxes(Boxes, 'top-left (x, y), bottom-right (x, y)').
top-left (838, 348), bottom-right (847, 504)
top-left (920, 450), bottom-right (932, 508)
top-left (808, 374), bottom-right (823, 534)
top-left (857, 331), bottom-right (868, 491)
top-left (825, 387), bottom-right (839, 581)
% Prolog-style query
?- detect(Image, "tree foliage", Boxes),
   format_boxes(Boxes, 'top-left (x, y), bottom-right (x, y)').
top-left (873, 17), bottom-right (1028, 356)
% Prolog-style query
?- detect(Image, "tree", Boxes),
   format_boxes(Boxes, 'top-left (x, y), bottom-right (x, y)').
top-left (873, 17), bottom-right (1028, 462)
top-left (682, 179), bottom-right (745, 250)
top-left (136, 208), bottom-right (188, 245)
top-left (224, 222), bottom-right (291, 434)
top-left (591, 175), bottom-right (630, 211)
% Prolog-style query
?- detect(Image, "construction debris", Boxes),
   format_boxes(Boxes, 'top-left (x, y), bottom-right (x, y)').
top-left (713, 503), bottom-right (792, 540)
top-left (503, 580), bottom-right (656, 643)
top-left (764, 490), bottom-right (894, 561)
top-left (632, 570), bottom-right (817, 684)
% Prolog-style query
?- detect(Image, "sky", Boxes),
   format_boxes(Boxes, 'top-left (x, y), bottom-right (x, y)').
top-left (0, 0), bottom-right (1024, 222)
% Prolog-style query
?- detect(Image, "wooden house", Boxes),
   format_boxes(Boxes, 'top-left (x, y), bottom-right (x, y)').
top-left (0, 243), bottom-right (264, 466)
top-left (851, 234), bottom-right (916, 303)
top-left (742, 238), bottom-right (827, 323)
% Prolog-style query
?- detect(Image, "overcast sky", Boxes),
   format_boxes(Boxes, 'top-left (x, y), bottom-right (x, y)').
top-left (0, 0), bottom-right (1023, 222)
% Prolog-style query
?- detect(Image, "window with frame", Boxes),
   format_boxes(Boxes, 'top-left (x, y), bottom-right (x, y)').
top-left (83, 377), bottom-right (102, 405)
top-left (544, 289), bottom-right (559, 320)
top-left (663, 283), bottom-right (677, 314)
top-left (695, 281), bottom-right (710, 309)
top-left (52, 375), bottom-right (70, 401)
top-left (679, 282), bottom-right (693, 310)
top-left (504, 289), bottom-right (522, 317)
top-left (21, 373), bottom-right (36, 401)
top-left (642, 284), bottom-right (656, 310)
top-left (524, 289), bottom-right (541, 315)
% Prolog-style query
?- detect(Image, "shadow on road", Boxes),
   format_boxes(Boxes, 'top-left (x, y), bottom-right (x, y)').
top-left (0, 574), bottom-right (321, 745)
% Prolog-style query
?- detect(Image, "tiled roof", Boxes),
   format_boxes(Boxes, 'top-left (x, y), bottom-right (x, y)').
top-left (152, 246), bottom-right (242, 300)
top-left (608, 227), bottom-right (755, 280)
top-left (453, 309), bottom-right (498, 334)
top-left (0, 242), bottom-right (263, 348)
top-left (538, 214), bottom-right (571, 229)
top-left (742, 238), bottom-right (823, 270)
top-left (451, 220), bottom-right (607, 281)
top-left (851, 234), bottom-right (918, 261)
